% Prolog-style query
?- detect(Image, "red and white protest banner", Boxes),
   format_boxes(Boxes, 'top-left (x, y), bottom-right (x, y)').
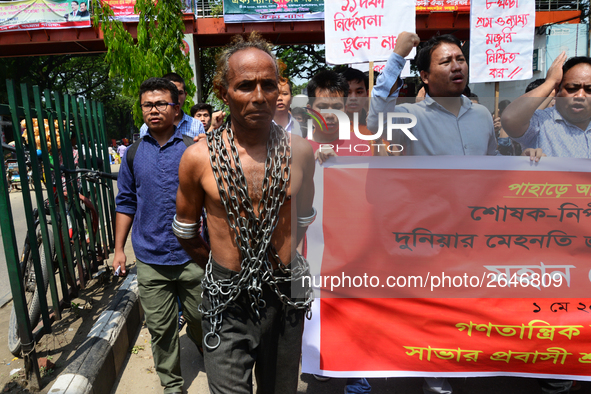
top-left (469, 0), bottom-right (535, 82)
top-left (302, 156), bottom-right (591, 379)
top-left (101, 0), bottom-right (194, 22)
top-left (325, 0), bottom-right (416, 65)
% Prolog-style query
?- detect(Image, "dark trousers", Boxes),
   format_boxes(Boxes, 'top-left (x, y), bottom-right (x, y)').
top-left (202, 259), bottom-right (305, 394)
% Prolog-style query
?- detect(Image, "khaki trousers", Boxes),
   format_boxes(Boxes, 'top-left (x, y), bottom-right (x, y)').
top-left (137, 259), bottom-right (204, 393)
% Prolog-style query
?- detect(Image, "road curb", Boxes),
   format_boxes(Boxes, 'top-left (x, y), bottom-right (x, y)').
top-left (49, 269), bottom-right (143, 394)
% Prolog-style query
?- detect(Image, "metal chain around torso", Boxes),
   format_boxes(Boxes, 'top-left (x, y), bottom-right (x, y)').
top-left (201, 122), bottom-right (313, 350)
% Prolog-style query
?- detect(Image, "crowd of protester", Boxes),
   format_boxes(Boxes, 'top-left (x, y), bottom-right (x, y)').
top-left (112, 30), bottom-right (590, 394)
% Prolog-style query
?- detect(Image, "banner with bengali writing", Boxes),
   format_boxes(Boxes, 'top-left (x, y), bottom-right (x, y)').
top-left (325, 0), bottom-right (415, 65)
top-left (469, 0), bottom-right (535, 83)
top-left (0, 0), bottom-right (194, 28)
top-left (223, 0), bottom-right (324, 23)
top-left (101, 0), bottom-right (194, 22)
top-left (0, 0), bottom-right (91, 31)
top-left (223, 0), bottom-right (471, 24)
top-left (416, 0), bottom-right (470, 12)
top-left (302, 156), bottom-right (591, 379)
top-left (102, 0), bottom-right (136, 21)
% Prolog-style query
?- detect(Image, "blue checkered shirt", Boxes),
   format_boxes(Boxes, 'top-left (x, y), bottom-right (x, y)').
top-left (513, 106), bottom-right (591, 158)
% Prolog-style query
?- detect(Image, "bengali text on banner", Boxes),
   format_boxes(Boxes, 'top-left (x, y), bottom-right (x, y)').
top-left (0, 0), bottom-right (91, 31)
top-left (325, 0), bottom-right (416, 65)
top-left (223, 0), bottom-right (325, 23)
top-left (469, 0), bottom-right (535, 82)
top-left (302, 156), bottom-right (591, 379)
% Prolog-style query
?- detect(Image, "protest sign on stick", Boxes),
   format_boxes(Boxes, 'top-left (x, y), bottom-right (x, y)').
top-left (325, 0), bottom-right (416, 65)
top-left (470, 0), bottom-right (535, 83)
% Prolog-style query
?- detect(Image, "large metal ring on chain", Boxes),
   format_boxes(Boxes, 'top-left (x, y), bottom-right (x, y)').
top-left (203, 331), bottom-right (221, 350)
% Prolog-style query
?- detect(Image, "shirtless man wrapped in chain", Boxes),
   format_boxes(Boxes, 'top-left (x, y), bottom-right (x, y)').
top-left (174, 32), bottom-right (316, 394)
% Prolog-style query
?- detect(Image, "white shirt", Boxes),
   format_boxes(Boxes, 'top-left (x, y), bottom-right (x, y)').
top-left (274, 113), bottom-right (302, 137)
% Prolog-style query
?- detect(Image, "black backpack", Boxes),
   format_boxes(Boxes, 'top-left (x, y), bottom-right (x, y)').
top-left (125, 134), bottom-right (194, 175)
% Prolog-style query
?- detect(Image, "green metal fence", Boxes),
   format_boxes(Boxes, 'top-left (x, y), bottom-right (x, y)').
top-left (0, 81), bottom-right (116, 388)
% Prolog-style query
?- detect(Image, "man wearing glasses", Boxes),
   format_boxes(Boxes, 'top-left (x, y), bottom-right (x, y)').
top-left (139, 73), bottom-right (205, 139)
top-left (114, 77), bottom-right (205, 394)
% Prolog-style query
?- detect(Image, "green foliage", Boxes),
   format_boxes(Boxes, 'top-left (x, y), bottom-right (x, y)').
top-left (92, 0), bottom-right (195, 126)
top-left (198, 46), bottom-right (222, 104)
top-left (274, 44), bottom-right (330, 82)
top-left (0, 54), bottom-right (134, 141)
top-left (39, 367), bottom-right (54, 378)
top-left (210, 0), bottom-right (223, 16)
top-left (292, 82), bottom-right (307, 96)
top-left (196, 46), bottom-right (228, 113)
top-left (131, 345), bottom-right (144, 354)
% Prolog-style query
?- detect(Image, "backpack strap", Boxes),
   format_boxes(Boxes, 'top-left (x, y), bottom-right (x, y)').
top-left (125, 138), bottom-right (142, 176)
top-left (125, 134), bottom-right (194, 177)
top-left (182, 134), bottom-right (195, 148)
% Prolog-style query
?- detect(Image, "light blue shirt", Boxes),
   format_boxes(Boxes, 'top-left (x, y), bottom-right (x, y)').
top-left (513, 106), bottom-right (591, 158)
top-left (367, 52), bottom-right (497, 156)
top-left (139, 111), bottom-right (204, 139)
top-left (367, 51), bottom-right (406, 132)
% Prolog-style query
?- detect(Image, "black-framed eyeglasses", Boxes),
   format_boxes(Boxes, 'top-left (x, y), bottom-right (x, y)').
top-left (141, 102), bottom-right (177, 113)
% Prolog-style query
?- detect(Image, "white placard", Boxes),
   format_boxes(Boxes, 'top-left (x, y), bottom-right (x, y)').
top-left (469, 0), bottom-right (536, 83)
top-left (325, 0), bottom-right (416, 65)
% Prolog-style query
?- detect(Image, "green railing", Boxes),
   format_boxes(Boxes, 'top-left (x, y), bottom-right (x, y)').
top-left (0, 81), bottom-right (116, 389)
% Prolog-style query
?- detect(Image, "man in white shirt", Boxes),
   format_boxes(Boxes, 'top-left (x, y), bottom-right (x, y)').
top-left (273, 78), bottom-right (302, 136)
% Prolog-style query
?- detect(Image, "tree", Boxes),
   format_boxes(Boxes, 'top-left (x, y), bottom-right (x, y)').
top-left (208, 0), bottom-right (223, 16)
top-left (0, 54), bottom-right (134, 141)
top-left (92, 0), bottom-right (195, 126)
top-left (275, 44), bottom-right (330, 83)
top-left (0, 56), bottom-right (73, 99)
top-left (198, 46), bottom-right (222, 105)
top-left (292, 82), bottom-right (308, 96)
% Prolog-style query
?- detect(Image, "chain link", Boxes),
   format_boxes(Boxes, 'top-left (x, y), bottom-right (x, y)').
top-left (200, 123), bottom-right (314, 350)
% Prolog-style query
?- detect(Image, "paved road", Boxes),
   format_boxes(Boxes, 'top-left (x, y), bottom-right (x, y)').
top-left (0, 188), bottom-right (42, 307)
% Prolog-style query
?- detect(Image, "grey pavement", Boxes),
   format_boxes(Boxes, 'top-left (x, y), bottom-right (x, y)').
top-left (0, 189), bottom-right (40, 307)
